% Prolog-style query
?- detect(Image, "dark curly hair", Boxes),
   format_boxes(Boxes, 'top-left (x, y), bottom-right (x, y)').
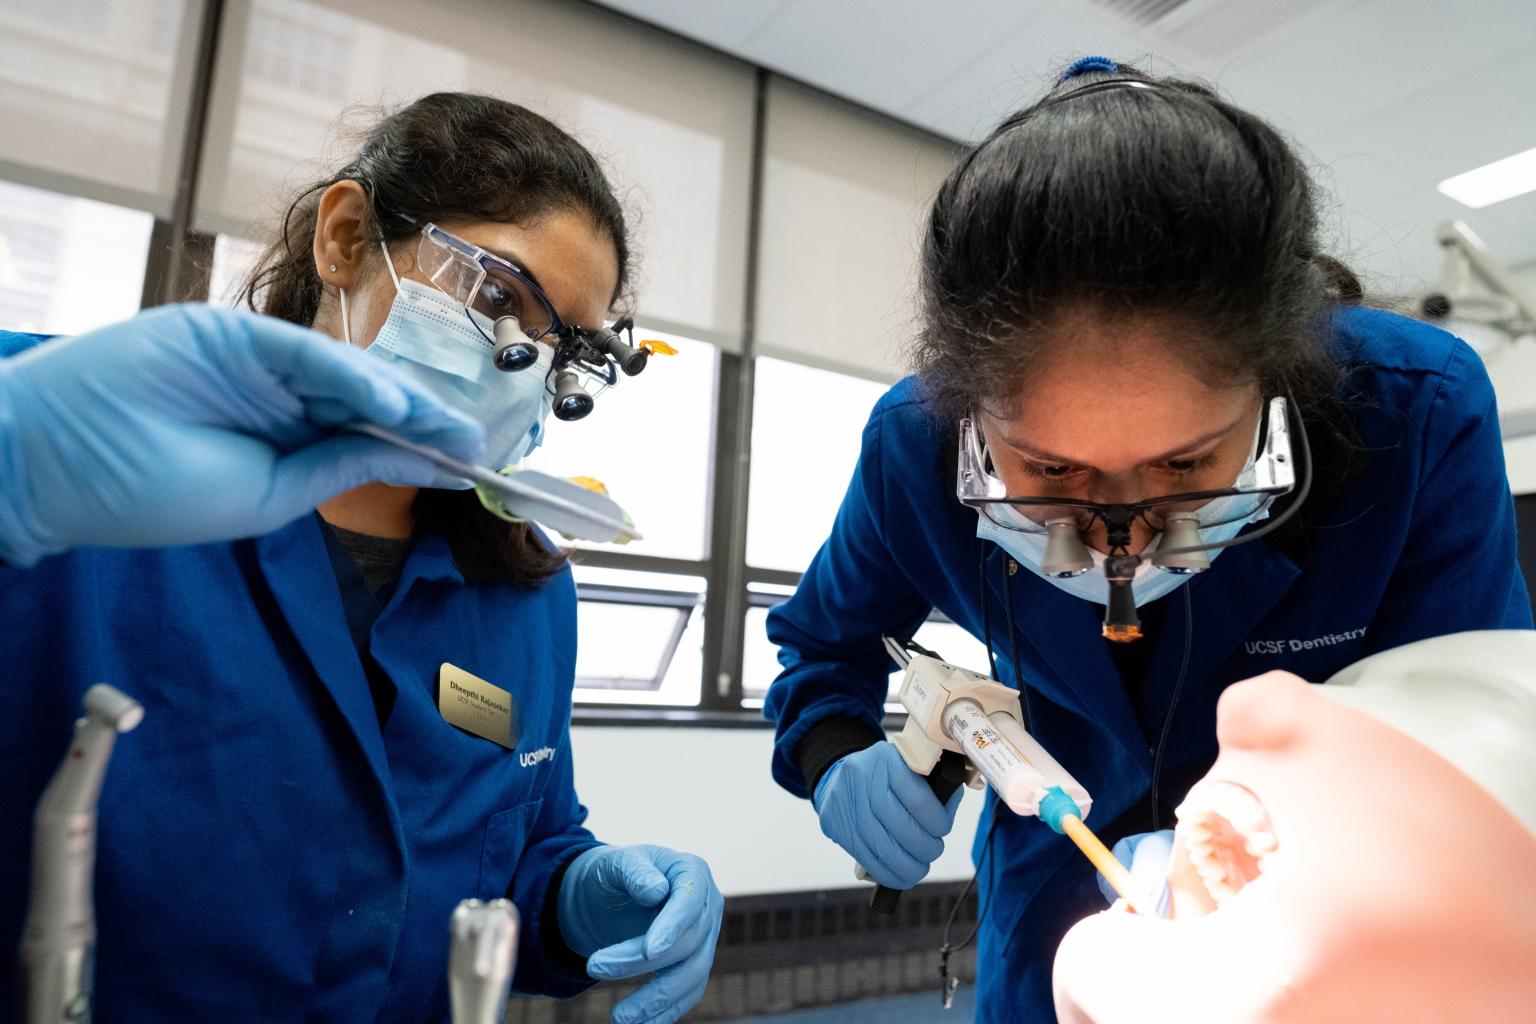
top-left (241, 92), bottom-right (629, 587)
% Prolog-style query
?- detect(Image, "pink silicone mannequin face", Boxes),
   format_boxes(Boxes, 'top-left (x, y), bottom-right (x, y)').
top-left (1053, 670), bottom-right (1536, 1024)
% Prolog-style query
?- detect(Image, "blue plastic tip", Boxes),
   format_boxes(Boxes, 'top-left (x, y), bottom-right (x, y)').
top-left (1037, 786), bottom-right (1082, 834)
top-left (1060, 56), bottom-right (1118, 82)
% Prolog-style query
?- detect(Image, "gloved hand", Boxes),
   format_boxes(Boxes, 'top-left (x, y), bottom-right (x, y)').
top-left (1098, 828), bottom-right (1173, 917)
top-left (813, 740), bottom-right (963, 890)
top-left (0, 304), bottom-right (485, 565)
top-left (558, 844), bottom-right (722, 1024)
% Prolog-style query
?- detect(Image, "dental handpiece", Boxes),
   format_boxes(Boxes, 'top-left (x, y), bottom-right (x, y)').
top-left (448, 899), bottom-right (519, 1024)
top-left (22, 684), bottom-right (143, 1024)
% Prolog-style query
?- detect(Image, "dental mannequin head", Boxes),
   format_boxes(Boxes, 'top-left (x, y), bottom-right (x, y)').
top-left (239, 92), bottom-right (628, 583)
top-left (916, 62), bottom-right (1360, 555)
top-left (1053, 632), bottom-right (1536, 1023)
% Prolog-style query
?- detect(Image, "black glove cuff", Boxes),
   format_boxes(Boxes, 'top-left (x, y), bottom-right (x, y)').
top-left (796, 715), bottom-right (885, 799)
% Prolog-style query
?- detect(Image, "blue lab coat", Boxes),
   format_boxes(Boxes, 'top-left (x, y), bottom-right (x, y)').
top-left (0, 334), bottom-right (597, 1020)
top-left (763, 307), bottom-right (1532, 1023)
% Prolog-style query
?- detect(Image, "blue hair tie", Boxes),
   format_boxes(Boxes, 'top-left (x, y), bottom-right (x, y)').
top-left (1061, 56), bottom-right (1118, 82)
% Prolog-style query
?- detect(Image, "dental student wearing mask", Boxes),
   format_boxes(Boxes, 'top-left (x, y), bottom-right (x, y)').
top-left (763, 57), bottom-right (1531, 1023)
top-left (0, 93), bottom-right (720, 1023)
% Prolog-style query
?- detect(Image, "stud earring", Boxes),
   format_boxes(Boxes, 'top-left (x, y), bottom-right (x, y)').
top-left (329, 264), bottom-right (338, 273)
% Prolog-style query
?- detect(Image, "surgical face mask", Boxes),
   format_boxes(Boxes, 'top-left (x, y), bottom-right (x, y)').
top-left (977, 503), bottom-right (1267, 607)
top-left (342, 245), bottom-right (554, 482)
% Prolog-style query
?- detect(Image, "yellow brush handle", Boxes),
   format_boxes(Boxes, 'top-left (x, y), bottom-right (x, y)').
top-left (1060, 814), bottom-right (1145, 915)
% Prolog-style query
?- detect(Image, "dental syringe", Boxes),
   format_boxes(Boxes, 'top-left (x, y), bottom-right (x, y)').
top-left (870, 640), bottom-right (1148, 915)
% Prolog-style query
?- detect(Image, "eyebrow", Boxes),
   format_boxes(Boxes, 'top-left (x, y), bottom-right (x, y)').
top-left (993, 413), bottom-right (1247, 467)
top-left (482, 245), bottom-right (545, 291)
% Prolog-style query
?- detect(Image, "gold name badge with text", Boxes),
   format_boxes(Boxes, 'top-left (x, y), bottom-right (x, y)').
top-left (438, 663), bottom-right (518, 749)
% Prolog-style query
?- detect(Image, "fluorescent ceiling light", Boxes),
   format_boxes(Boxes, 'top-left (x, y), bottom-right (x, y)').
top-left (1437, 145), bottom-right (1536, 209)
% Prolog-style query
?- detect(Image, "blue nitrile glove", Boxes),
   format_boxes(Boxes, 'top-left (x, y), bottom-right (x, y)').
top-left (558, 844), bottom-right (723, 1024)
top-left (813, 740), bottom-right (963, 890)
top-left (1098, 828), bottom-right (1174, 917)
top-left (0, 304), bottom-right (485, 565)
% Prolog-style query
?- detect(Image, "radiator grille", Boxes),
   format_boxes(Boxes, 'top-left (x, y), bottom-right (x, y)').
top-left (506, 881), bottom-right (979, 1023)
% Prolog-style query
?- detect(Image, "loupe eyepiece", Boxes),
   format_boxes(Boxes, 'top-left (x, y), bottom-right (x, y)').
top-left (1153, 515), bottom-right (1211, 574)
top-left (552, 369), bottom-right (594, 421)
top-left (1041, 518), bottom-right (1093, 577)
top-left (594, 317), bottom-right (648, 376)
top-left (492, 317), bottom-right (539, 372)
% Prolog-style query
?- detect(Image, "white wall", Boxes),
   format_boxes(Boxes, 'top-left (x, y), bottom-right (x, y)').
top-left (571, 726), bottom-right (986, 897)
top-left (1493, 262), bottom-right (1536, 496)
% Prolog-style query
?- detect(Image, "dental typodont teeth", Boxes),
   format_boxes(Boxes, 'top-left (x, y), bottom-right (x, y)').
top-left (1175, 782), bottom-right (1275, 907)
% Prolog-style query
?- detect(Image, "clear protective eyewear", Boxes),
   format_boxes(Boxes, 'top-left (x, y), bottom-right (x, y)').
top-left (956, 396), bottom-right (1297, 537)
top-left (407, 220), bottom-right (668, 420)
top-left (412, 222), bottom-right (566, 347)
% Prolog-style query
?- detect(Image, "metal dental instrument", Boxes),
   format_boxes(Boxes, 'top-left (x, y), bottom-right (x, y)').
top-left (353, 422), bottom-right (641, 544)
top-left (449, 899), bottom-right (520, 1024)
top-left (22, 684), bottom-right (143, 1024)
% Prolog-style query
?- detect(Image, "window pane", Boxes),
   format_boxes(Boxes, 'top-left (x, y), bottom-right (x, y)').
top-left (911, 619), bottom-right (993, 681)
top-left (0, 179), bottom-right (151, 334)
top-left (741, 605), bottom-right (780, 706)
top-left (746, 356), bottom-right (890, 572)
top-left (572, 566), bottom-right (705, 707)
top-left (208, 234), bottom-right (267, 307)
top-left (743, 606), bottom-right (992, 711)
top-left (575, 602), bottom-right (690, 687)
top-left (0, 0), bottom-right (193, 211)
top-left (526, 327), bottom-right (715, 561)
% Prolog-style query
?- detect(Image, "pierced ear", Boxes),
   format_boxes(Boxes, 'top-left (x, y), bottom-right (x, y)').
top-left (313, 180), bottom-right (372, 289)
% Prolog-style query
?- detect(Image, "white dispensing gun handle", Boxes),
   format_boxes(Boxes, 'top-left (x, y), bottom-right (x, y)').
top-left (861, 642), bottom-right (1096, 915)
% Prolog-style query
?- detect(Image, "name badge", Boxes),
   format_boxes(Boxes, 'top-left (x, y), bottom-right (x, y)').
top-left (438, 663), bottom-right (519, 749)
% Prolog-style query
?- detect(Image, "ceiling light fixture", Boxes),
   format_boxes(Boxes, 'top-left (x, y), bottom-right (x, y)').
top-left (1437, 145), bottom-right (1536, 209)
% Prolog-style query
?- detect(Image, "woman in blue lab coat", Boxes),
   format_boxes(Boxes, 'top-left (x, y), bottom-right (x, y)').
top-left (0, 93), bottom-right (721, 1023)
top-left (763, 58), bottom-right (1532, 1023)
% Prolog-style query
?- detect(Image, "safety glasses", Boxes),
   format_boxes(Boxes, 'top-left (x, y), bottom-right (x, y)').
top-left (413, 222), bottom-right (566, 346)
top-left (956, 396), bottom-right (1297, 535)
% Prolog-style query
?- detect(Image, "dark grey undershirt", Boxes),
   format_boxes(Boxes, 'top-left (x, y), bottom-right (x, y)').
top-left (327, 523), bottom-right (412, 598)
top-left (320, 520), bottom-right (413, 725)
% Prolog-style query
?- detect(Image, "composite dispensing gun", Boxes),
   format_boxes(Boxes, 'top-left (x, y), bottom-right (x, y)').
top-left (864, 641), bottom-right (1148, 917)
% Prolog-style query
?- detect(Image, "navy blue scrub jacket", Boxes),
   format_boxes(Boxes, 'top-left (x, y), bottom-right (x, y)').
top-left (764, 307), bottom-right (1533, 1023)
top-left (0, 331), bottom-right (599, 1020)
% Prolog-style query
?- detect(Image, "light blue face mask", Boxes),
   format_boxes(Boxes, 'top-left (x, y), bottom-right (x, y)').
top-left (343, 245), bottom-right (554, 485)
top-left (976, 498), bottom-right (1269, 608)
